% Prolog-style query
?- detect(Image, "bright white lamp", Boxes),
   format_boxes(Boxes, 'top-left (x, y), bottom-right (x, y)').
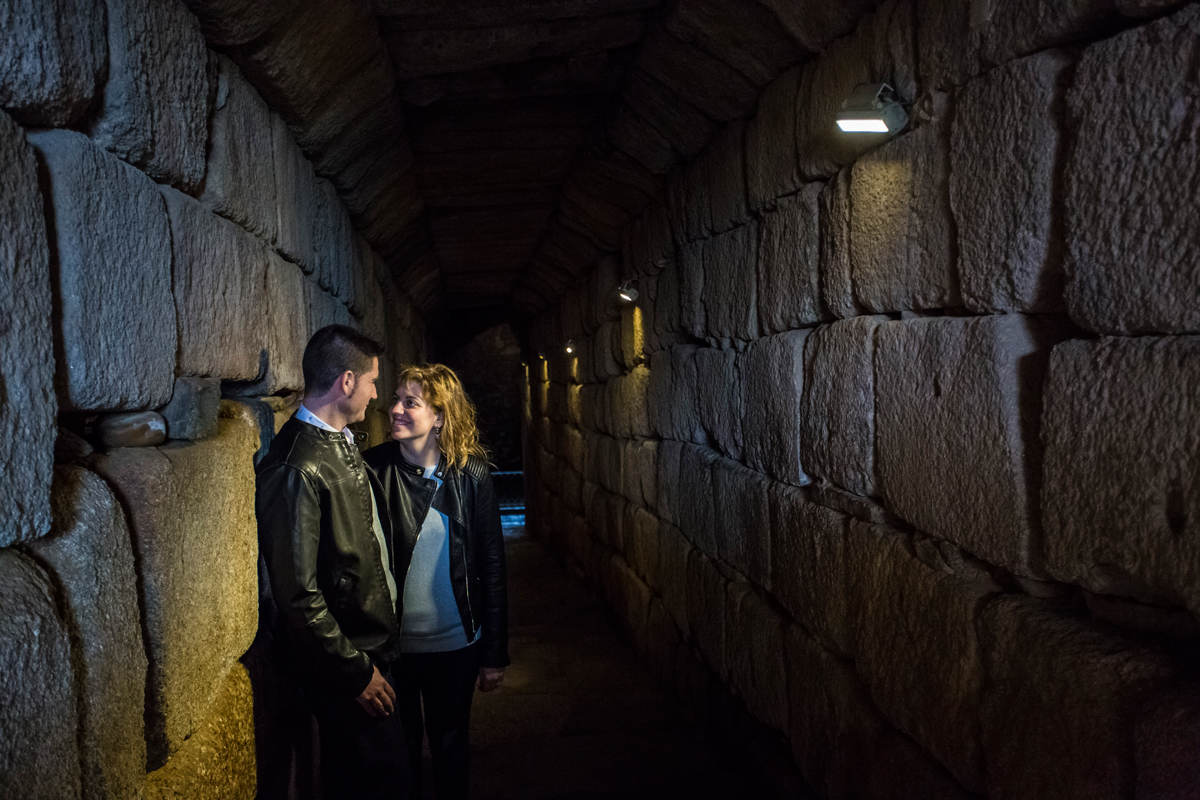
top-left (836, 83), bottom-right (907, 134)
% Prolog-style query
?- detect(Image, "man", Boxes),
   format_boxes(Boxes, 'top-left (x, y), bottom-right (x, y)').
top-left (256, 324), bottom-right (409, 800)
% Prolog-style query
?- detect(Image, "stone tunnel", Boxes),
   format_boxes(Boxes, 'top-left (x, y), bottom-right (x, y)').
top-left (2, 0), bottom-right (1199, 798)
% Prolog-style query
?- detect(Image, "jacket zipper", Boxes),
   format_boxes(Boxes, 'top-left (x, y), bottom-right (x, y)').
top-left (462, 542), bottom-right (476, 633)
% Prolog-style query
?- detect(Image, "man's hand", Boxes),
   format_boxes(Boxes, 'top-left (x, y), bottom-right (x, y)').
top-left (478, 667), bottom-right (505, 693)
top-left (356, 665), bottom-right (396, 717)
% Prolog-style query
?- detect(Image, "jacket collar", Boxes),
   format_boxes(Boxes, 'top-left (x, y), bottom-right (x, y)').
top-left (395, 443), bottom-right (448, 480)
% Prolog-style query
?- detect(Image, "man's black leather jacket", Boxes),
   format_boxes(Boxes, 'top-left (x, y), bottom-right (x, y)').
top-left (256, 416), bottom-right (399, 698)
top-left (364, 442), bottom-right (510, 669)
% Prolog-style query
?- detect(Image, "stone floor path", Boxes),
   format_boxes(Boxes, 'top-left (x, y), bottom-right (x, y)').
top-left (449, 527), bottom-right (756, 800)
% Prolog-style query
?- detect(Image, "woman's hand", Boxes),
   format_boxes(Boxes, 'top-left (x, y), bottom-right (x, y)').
top-left (478, 667), bottom-right (505, 692)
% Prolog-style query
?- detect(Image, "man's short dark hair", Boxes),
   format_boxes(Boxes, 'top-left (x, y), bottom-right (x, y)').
top-left (302, 325), bottom-right (385, 396)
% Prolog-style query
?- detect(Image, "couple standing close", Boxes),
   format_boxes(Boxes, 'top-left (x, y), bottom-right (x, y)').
top-left (256, 324), bottom-right (509, 800)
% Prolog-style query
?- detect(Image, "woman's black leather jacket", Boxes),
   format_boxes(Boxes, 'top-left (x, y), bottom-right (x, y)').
top-left (256, 417), bottom-right (400, 698)
top-left (364, 441), bottom-right (510, 669)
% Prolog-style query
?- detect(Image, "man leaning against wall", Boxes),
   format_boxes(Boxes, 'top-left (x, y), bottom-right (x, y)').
top-left (256, 324), bottom-right (411, 800)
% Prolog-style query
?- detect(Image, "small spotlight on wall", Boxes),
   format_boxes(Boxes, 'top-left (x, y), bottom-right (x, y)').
top-left (565, 339), bottom-right (575, 355)
top-left (618, 280), bottom-right (639, 303)
top-left (836, 83), bottom-right (907, 134)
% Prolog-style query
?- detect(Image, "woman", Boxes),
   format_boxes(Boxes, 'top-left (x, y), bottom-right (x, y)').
top-left (364, 364), bottom-right (509, 800)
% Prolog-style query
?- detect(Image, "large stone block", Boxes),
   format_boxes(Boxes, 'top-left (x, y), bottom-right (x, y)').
top-left (701, 120), bottom-right (750, 235)
top-left (951, 50), bottom-right (1069, 314)
top-left (30, 129), bottom-right (176, 411)
top-left (89, 0), bottom-right (211, 191)
top-left (978, 595), bottom-right (1179, 800)
top-left (726, 582), bottom-right (788, 733)
top-left (769, 484), bottom-right (852, 655)
top-left (850, 94), bottom-right (959, 313)
top-left (656, 438), bottom-right (683, 527)
top-left (677, 239), bottom-right (706, 338)
top-left (786, 625), bottom-right (887, 798)
top-left (676, 444), bottom-right (719, 558)
top-left (757, 183), bottom-right (823, 334)
top-left (0, 0), bottom-right (104, 126)
top-left (746, 66), bottom-right (801, 212)
top-left (0, 549), bottom-right (79, 799)
top-left (819, 166), bottom-right (858, 319)
top-left (272, 114), bottom-right (315, 271)
top-left (669, 344), bottom-right (704, 444)
top-left (712, 458), bottom-right (771, 589)
top-left (657, 521), bottom-right (693, 636)
top-left (28, 466), bottom-right (147, 800)
top-left (1041, 336), bottom-right (1200, 613)
top-left (874, 315), bottom-right (1060, 573)
top-left (241, 251), bottom-right (309, 395)
top-left (200, 56), bottom-right (278, 241)
top-left (143, 662), bottom-right (255, 800)
top-left (92, 411), bottom-right (260, 767)
top-left (794, 0), bottom-right (918, 181)
top-left (685, 550), bottom-right (728, 680)
top-left (846, 520), bottom-right (999, 792)
top-left (799, 315), bottom-right (887, 497)
top-left (741, 329), bottom-right (811, 487)
top-left (161, 186), bottom-right (270, 380)
top-left (626, 507), bottom-right (661, 587)
top-left (701, 222), bottom-right (759, 341)
top-left (1135, 684), bottom-right (1200, 800)
top-left (693, 346), bottom-right (743, 459)
top-left (1064, 5), bottom-right (1200, 335)
top-left (0, 110), bottom-right (55, 547)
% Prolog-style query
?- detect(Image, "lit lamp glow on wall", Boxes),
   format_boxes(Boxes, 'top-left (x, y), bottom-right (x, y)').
top-left (618, 280), bottom-right (638, 303)
top-left (836, 83), bottom-right (907, 134)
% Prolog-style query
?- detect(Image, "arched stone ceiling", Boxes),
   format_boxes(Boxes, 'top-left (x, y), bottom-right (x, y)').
top-left (184, 0), bottom-right (879, 338)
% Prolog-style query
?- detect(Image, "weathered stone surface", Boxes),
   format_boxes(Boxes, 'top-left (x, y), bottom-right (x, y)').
top-left (160, 377), bottom-right (221, 441)
top-left (655, 438), bottom-right (683, 527)
top-left (978, 595), bottom-right (1178, 800)
top-left (746, 66), bottom-right (801, 212)
top-left (786, 624), bottom-right (887, 798)
top-left (794, 0), bottom-right (917, 181)
top-left (1065, 5), bottom-right (1200, 335)
top-left (686, 550), bottom-right (728, 680)
top-left (847, 520), bottom-right (998, 792)
top-left (0, 0), bottom-right (104, 126)
top-left (304, 274), bottom-right (354, 338)
top-left (701, 222), bottom-right (759, 341)
top-left (97, 411), bottom-right (168, 448)
top-left (143, 662), bottom-right (255, 800)
top-left (762, 0), bottom-right (878, 53)
top-left (799, 315), bottom-right (887, 496)
top-left (769, 484), bottom-right (852, 655)
top-left (657, 521), bottom-right (693, 636)
top-left (693, 346), bottom-right (742, 460)
top-left (161, 186), bottom-right (270, 380)
top-left (700, 120), bottom-right (749, 235)
top-left (616, 67), bottom-right (716, 170)
top-left (677, 239), bottom-right (706, 338)
top-left (726, 582), bottom-right (788, 733)
top-left (669, 344), bottom-right (704, 444)
top-left (951, 50), bottom-right (1069, 314)
top-left (819, 166), bottom-right (858, 319)
top-left (636, 23), bottom-right (759, 124)
top-left (272, 114), bottom-right (315, 270)
top-left (874, 315), bottom-right (1060, 573)
top-left (55, 427), bottom-right (93, 465)
top-left (660, 0), bottom-right (806, 87)
top-left (29, 129), bottom-right (176, 411)
top-left (0, 110), bottom-right (55, 547)
top-left (27, 466), bottom-right (147, 800)
top-left (0, 549), bottom-right (79, 799)
top-left (1135, 684), bottom-right (1200, 799)
top-left (619, 303), bottom-right (645, 368)
top-left (89, 0), bottom-right (211, 191)
top-left (200, 56), bottom-right (278, 241)
top-left (180, 0), bottom-right (299, 47)
top-left (757, 183), bottom-right (823, 334)
top-left (677, 443), bottom-right (719, 558)
top-left (626, 507), bottom-right (660, 586)
top-left (92, 412), bottom-right (260, 767)
top-left (742, 329), bottom-right (811, 487)
top-left (850, 95), bottom-right (959, 313)
top-left (866, 730), bottom-right (980, 800)
top-left (712, 458), bottom-right (771, 589)
top-left (1041, 336), bottom-right (1200, 612)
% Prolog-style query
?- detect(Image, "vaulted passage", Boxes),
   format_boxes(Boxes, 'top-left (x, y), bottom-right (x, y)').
top-left (3, 1), bottom-right (1200, 799)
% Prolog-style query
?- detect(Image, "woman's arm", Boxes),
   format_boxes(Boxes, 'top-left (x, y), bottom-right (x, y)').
top-left (473, 465), bottom-right (510, 672)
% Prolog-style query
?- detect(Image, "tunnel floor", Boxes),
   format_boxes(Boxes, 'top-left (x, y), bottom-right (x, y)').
top-left (431, 524), bottom-right (755, 800)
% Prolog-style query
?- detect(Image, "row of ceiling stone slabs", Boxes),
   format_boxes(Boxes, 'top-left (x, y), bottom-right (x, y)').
top-left (183, 0), bottom-right (880, 331)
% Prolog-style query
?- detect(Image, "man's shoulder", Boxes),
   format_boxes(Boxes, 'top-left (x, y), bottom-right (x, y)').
top-left (259, 418), bottom-right (330, 480)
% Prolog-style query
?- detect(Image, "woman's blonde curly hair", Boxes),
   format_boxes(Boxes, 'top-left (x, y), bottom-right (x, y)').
top-left (396, 363), bottom-right (488, 470)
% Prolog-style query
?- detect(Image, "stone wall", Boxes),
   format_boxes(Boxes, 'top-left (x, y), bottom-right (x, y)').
top-left (0, 2), bottom-right (424, 798)
top-left (524, 3), bottom-right (1200, 798)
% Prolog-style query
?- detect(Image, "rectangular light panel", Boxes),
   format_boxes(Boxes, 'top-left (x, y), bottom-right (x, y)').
top-left (837, 118), bottom-right (890, 133)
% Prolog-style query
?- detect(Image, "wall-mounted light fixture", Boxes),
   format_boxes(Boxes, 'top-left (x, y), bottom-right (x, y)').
top-left (618, 280), bottom-right (638, 303)
top-left (836, 83), bottom-right (907, 134)
top-left (565, 339), bottom-right (575, 355)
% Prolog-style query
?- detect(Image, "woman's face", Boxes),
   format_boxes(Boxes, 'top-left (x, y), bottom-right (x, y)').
top-left (390, 381), bottom-right (444, 443)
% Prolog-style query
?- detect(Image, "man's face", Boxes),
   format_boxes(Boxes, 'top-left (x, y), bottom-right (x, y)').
top-left (390, 381), bottom-right (442, 443)
top-left (344, 357), bottom-right (379, 424)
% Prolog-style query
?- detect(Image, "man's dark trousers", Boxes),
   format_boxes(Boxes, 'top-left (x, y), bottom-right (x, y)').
top-left (305, 662), bottom-right (411, 800)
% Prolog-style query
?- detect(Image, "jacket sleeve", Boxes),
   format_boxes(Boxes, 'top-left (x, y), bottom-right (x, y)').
top-left (257, 463), bottom-right (375, 697)
top-left (473, 467), bottom-right (510, 668)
